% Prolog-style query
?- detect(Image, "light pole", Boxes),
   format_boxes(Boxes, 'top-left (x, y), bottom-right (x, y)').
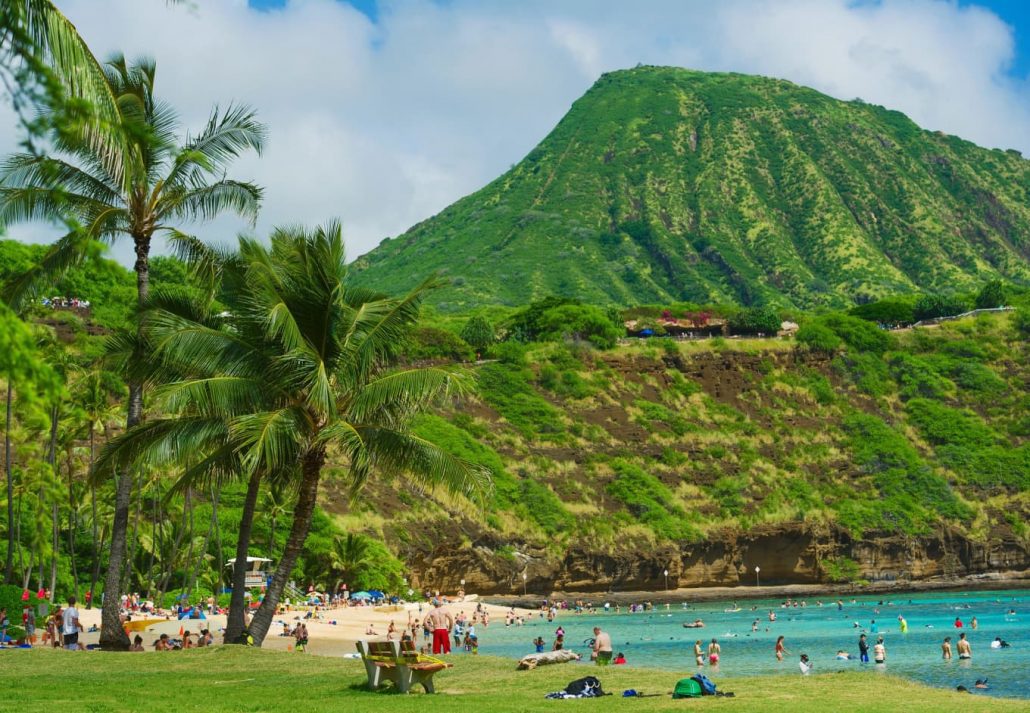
top-left (663, 569), bottom-right (669, 591)
top-left (755, 566), bottom-right (760, 588)
top-left (522, 571), bottom-right (527, 596)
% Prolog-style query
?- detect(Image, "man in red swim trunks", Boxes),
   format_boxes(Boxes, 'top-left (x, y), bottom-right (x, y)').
top-left (422, 600), bottom-right (454, 654)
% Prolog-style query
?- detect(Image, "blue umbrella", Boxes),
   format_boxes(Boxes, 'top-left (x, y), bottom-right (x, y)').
top-left (368, 590), bottom-right (385, 600)
top-left (350, 591), bottom-right (372, 600)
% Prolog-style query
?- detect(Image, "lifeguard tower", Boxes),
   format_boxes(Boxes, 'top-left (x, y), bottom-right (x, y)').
top-left (225, 556), bottom-right (272, 590)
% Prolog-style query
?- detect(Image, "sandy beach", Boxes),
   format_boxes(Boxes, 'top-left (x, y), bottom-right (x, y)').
top-left (67, 597), bottom-right (534, 656)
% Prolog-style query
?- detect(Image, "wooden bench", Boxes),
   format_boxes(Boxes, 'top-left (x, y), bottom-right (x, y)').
top-left (356, 639), bottom-right (452, 693)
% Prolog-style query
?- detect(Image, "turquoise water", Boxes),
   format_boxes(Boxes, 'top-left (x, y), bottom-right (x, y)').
top-left (475, 589), bottom-right (1028, 699)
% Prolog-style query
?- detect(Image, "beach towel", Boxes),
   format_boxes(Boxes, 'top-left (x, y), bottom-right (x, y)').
top-left (545, 676), bottom-right (606, 699)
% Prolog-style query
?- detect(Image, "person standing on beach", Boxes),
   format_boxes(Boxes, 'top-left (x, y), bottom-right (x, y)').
top-left (775, 636), bottom-right (788, 661)
top-left (62, 596), bottom-right (81, 650)
top-left (956, 633), bottom-right (972, 660)
top-left (942, 637), bottom-right (952, 660)
top-left (858, 634), bottom-right (869, 663)
top-left (422, 600), bottom-right (454, 655)
top-left (592, 626), bottom-right (613, 665)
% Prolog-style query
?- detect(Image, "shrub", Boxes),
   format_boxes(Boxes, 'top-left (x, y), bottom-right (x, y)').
top-left (904, 398), bottom-right (996, 448)
top-left (796, 322), bottom-right (841, 353)
top-left (460, 315), bottom-right (495, 351)
top-left (802, 312), bottom-right (895, 355)
top-left (842, 412), bottom-right (972, 531)
top-left (404, 326), bottom-right (474, 362)
top-left (606, 459), bottom-right (699, 541)
top-left (888, 352), bottom-right (952, 399)
top-left (822, 557), bottom-right (862, 583)
top-left (729, 306), bottom-right (780, 335)
top-left (833, 353), bottom-right (892, 396)
top-left (488, 340), bottom-right (527, 366)
top-left (476, 364), bottom-right (565, 440)
top-left (849, 296), bottom-right (917, 325)
top-left (519, 480), bottom-right (574, 535)
top-left (974, 280), bottom-right (1006, 309)
top-left (536, 303), bottom-right (622, 349)
top-left (914, 293), bottom-right (971, 321)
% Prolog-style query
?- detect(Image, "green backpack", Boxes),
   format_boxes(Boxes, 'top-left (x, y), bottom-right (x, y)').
top-left (672, 677), bottom-right (702, 699)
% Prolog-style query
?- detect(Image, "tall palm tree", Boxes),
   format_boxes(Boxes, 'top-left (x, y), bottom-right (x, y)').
top-left (0, 54), bottom-right (265, 649)
top-left (98, 222), bottom-right (490, 646)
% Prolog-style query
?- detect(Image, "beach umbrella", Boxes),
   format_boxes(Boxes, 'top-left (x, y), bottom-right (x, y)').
top-left (368, 590), bottom-right (385, 600)
top-left (350, 591), bottom-right (372, 600)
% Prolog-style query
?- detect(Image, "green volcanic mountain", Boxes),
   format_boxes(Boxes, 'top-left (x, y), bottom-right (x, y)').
top-left (353, 66), bottom-right (1030, 309)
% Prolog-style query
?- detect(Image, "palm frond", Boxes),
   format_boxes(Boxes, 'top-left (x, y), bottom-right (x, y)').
top-left (354, 426), bottom-right (491, 504)
top-left (160, 178), bottom-right (262, 225)
top-left (349, 367), bottom-right (474, 425)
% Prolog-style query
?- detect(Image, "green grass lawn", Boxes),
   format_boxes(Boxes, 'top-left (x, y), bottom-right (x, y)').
top-left (0, 647), bottom-right (1020, 712)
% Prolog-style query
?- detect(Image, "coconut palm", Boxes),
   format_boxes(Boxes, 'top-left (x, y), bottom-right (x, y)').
top-left (328, 533), bottom-right (373, 593)
top-left (0, 54), bottom-right (265, 648)
top-left (97, 222), bottom-right (490, 645)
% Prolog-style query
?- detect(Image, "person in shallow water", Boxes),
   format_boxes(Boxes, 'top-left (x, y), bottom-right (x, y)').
top-left (708, 638), bottom-right (721, 665)
top-left (775, 636), bottom-right (788, 661)
top-left (873, 637), bottom-right (886, 665)
top-left (956, 632), bottom-right (972, 659)
top-left (694, 640), bottom-right (704, 666)
top-left (942, 636), bottom-right (952, 660)
top-left (858, 634), bottom-right (869, 663)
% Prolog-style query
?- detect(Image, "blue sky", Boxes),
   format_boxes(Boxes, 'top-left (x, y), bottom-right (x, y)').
top-left (249, 0), bottom-right (1030, 79)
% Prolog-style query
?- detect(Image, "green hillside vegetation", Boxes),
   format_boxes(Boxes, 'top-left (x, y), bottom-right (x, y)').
top-left (2, 240), bottom-right (1027, 595)
top-left (353, 67), bottom-right (1030, 311)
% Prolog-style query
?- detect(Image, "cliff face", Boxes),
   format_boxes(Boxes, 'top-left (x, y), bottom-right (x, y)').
top-left (324, 312), bottom-right (1028, 595)
top-left (403, 524), bottom-right (1030, 595)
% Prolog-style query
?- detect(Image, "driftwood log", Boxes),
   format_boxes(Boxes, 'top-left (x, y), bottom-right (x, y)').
top-left (517, 649), bottom-right (582, 670)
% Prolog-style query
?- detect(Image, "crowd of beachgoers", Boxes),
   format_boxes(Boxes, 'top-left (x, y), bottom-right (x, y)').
top-left (2, 588), bottom-right (1019, 695)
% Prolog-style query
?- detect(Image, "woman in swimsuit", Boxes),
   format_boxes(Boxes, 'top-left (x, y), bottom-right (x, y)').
top-left (694, 640), bottom-right (704, 666)
top-left (708, 638), bottom-right (721, 665)
top-left (775, 636), bottom-right (788, 661)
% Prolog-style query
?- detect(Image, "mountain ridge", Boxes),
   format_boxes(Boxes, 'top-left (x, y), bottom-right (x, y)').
top-left (352, 66), bottom-right (1030, 310)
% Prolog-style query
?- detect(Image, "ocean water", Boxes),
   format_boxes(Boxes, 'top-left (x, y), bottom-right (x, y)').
top-left (473, 589), bottom-right (1028, 699)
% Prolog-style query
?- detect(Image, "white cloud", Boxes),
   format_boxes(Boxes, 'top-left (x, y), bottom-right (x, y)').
top-left (2, 0), bottom-right (1028, 265)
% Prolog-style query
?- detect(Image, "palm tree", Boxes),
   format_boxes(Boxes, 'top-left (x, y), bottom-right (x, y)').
top-left (0, 54), bottom-right (265, 649)
top-left (98, 222), bottom-right (490, 645)
top-left (328, 533), bottom-right (373, 593)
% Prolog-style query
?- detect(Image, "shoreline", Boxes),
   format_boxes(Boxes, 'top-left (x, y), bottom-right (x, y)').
top-left (481, 572), bottom-right (1030, 607)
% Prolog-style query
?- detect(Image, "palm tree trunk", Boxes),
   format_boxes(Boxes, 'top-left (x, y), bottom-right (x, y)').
top-left (188, 489), bottom-right (215, 593)
top-left (87, 426), bottom-right (98, 609)
top-left (158, 489), bottom-right (190, 595)
top-left (100, 234), bottom-right (150, 650)
top-left (47, 404), bottom-right (58, 601)
top-left (182, 488), bottom-right (196, 591)
top-left (4, 383), bottom-right (14, 583)
top-left (211, 486), bottom-right (223, 594)
top-left (146, 487), bottom-right (158, 597)
top-left (66, 448), bottom-right (80, 599)
top-left (224, 469), bottom-right (261, 645)
top-left (123, 471), bottom-right (142, 593)
top-left (248, 450), bottom-right (324, 646)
